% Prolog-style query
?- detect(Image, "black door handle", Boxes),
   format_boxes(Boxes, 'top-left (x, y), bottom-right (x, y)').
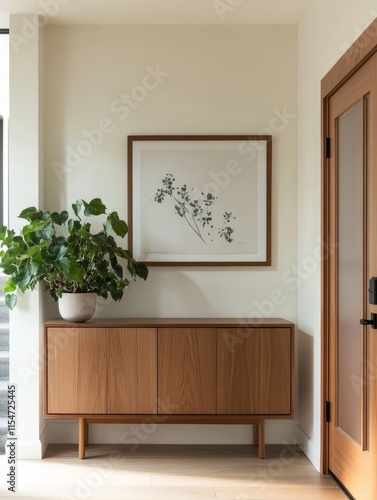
top-left (360, 313), bottom-right (377, 329)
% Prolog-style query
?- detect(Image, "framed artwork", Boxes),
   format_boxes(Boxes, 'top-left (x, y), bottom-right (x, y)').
top-left (127, 135), bottom-right (271, 266)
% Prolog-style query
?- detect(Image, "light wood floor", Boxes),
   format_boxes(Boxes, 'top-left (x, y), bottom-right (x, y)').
top-left (0, 444), bottom-right (346, 499)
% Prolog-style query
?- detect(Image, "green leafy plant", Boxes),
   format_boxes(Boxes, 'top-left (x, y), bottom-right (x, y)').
top-left (0, 198), bottom-right (148, 309)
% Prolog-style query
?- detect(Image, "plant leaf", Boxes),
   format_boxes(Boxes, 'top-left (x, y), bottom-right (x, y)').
top-left (2, 264), bottom-right (17, 275)
top-left (133, 262), bottom-right (149, 280)
top-left (110, 288), bottom-right (123, 302)
top-left (27, 246), bottom-right (40, 256)
top-left (60, 211), bottom-right (69, 223)
top-left (68, 260), bottom-right (85, 282)
top-left (41, 211), bottom-right (52, 222)
top-left (84, 198), bottom-right (107, 217)
top-left (56, 256), bottom-right (70, 276)
top-left (0, 225), bottom-right (7, 240)
top-left (51, 211), bottom-right (68, 225)
top-left (36, 225), bottom-right (54, 241)
top-left (107, 212), bottom-right (128, 238)
top-left (12, 236), bottom-right (25, 245)
top-left (118, 248), bottom-right (133, 260)
top-left (18, 207), bottom-right (38, 221)
top-left (92, 233), bottom-right (107, 246)
top-left (68, 219), bottom-right (81, 234)
top-left (13, 269), bottom-right (31, 289)
top-left (72, 200), bottom-right (83, 217)
top-left (0, 197), bottom-right (148, 308)
top-left (3, 230), bottom-right (15, 246)
top-left (3, 278), bottom-right (16, 293)
top-left (111, 257), bottom-right (123, 278)
top-left (108, 279), bottom-right (123, 301)
top-left (5, 294), bottom-right (17, 310)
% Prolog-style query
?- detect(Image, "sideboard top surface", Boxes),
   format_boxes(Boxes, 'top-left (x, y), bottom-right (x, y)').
top-left (45, 318), bottom-right (294, 328)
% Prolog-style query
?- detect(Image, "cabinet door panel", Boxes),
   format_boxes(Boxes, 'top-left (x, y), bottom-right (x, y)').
top-left (77, 329), bottom-right (107, 413)
top-left (47, 328), bottom-right (79, 414)
top-left (107, 328), bottom-right (157, 414)
top-left (158, 328), bottom-right (216, 414)
top-left (259, 329), bottom-right (291, 413)
top-left (46, 328), bottom-right (106, 414)
top-left (217, 328), bottom-right (291, 415)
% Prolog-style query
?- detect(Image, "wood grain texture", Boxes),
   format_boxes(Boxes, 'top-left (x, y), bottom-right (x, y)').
top-left (370, 51), bottom-right (377, 500)
top-left (45, 317), bottom-right (294, 328)
top-left (158, 328), bottom-right (216, 414)
top-left (45, 415), bottom-right (276, 423)
top-left (217, 328), bottom-right (291, 415)
top-left (78, 418), bottom-right (86, 459)
top-left (325, 55), bottom-right (375, 498)
top-left (127, 135), bottom-right (272, 267)
top-left (321, 17), bottom-right (377, 479)
top-left (76, 328), bottom-right (107, 413)
top-left (45, 320), bottom-right (294, 419)
top-left (321, 18), bottom-right (377, 99)
top-left (46, 327), bottom-right (107, 414)
top-left (257, 419), bottom-right (265, 459)
top-left (44, 319), bottom-right (294, 462)
top-left (107, 328), bottom-right (157, 414)
top-left (46, 327), bottom-right (80, 414)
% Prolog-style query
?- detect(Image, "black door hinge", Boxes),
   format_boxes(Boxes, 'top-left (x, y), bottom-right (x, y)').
top-left (325, 137), bottom-right (331, 159)
top-left (325, 400), bottom-right (331, 422)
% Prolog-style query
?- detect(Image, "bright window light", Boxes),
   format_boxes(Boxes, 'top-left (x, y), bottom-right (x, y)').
top-left (0, 32), bottom-right (9, 226)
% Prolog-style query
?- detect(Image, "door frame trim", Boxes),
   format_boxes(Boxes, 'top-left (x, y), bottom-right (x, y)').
top-left (321, 17), bottom-right (377, 474)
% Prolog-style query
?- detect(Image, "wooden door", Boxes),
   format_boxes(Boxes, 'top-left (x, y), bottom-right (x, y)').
top-left (107, 328), bottom-right (157, 414)
top-left (327, 54), bottom-right (377, 499)
top-left (158, 328), bottom-right (216, 414)
top-left (217, 328), bottom-right (291, 414)
top-left (46, 327), bottom-right (106, 414)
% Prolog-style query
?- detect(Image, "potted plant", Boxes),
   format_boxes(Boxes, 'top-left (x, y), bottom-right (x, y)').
top-left (0, 198), bottom-right (148, 321)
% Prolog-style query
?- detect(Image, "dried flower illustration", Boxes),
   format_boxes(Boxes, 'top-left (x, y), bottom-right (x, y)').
top-left (154, 173), bottom-right (236, 244)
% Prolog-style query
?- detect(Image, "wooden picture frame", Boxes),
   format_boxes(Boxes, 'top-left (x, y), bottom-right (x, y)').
top-left (128, 135), bottom-right (271, 266)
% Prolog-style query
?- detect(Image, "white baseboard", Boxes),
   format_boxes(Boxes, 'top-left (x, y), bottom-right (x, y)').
top-left (45, 420), bottom-right (299, 446)
top-left (296, 425), bottom-right (321, 471)
top-left (13, 422), bottom-right (320, 467)
top-left (40, 422), bottom-right (49, 458)
top-left (13, 440), bottom-right (44, 459)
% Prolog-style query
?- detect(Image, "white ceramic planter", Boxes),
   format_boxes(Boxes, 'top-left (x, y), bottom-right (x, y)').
top-left (58, 293), bottom-right (97, 322)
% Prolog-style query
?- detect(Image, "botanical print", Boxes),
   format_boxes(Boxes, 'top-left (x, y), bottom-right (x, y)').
top-left (130, 137), bottom-right (269, 263)
top-left (154, 173), bottom-right (237, 244)
top-left (138, 146), bottom-right (259, 258)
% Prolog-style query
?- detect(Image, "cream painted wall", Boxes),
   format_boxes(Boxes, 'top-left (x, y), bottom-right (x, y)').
top-left (8, 15), bottom-right (45, 458)
top-left (298, 0), bottom-right (377, 471)
top-left (44, 25), bottom-right (298, 321)
top-left (43, 25), bottom-right (298, 446)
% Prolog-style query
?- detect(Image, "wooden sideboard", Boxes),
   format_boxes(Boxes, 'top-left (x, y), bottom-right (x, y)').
top-left (44, 318), bottom-right (295, 459)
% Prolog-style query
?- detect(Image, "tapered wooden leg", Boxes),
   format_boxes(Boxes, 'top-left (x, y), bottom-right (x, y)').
top-left (85, 423), bottom-right (89, 445)
top-left (257, 419), bottom-right (265, 459)
top-left (253, 423), bottom-right (258, 446)
top-left (79, 418), bottom-right (86, 459)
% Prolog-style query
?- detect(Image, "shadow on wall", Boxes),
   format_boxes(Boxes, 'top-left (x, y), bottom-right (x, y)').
top-left (43, 269), bottom-right (216, 319)
top-left (122, 269), bottom-right (217, 318)
top-left (298, 329), bottom-right (314, 437)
